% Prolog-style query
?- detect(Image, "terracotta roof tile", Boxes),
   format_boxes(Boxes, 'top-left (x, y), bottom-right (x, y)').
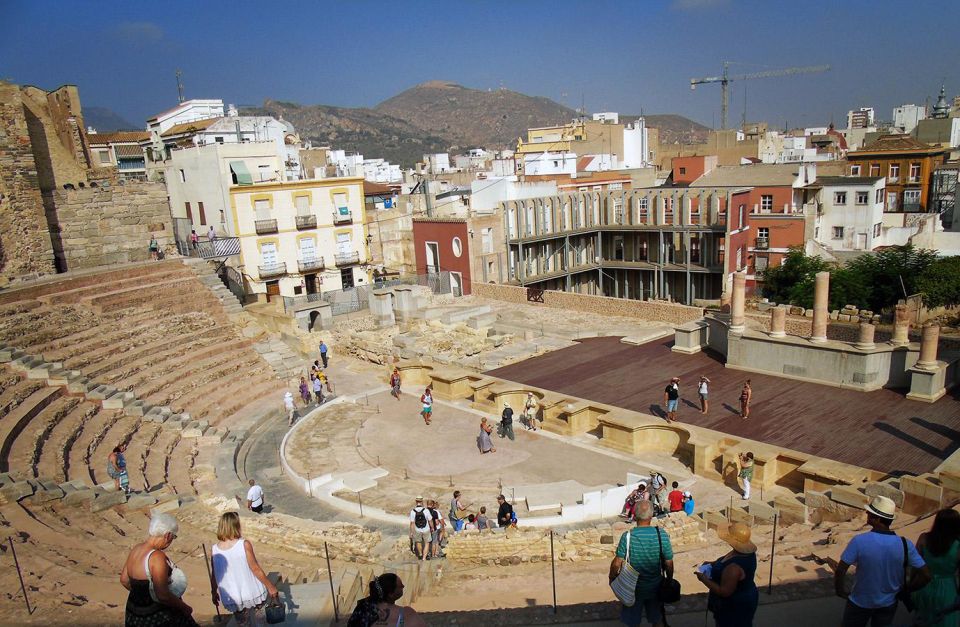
top-left (86, 131), bottom-right (149, 145)
top-left (160, 117), bottom-right (221, 137)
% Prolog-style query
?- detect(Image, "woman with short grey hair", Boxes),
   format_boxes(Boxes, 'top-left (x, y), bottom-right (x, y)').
top-left (120, 513), bottom-right (197, 626)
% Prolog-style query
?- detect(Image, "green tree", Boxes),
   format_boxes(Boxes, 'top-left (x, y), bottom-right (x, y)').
top-left (760, 248), bottom-right (831, 307)
top-left (916, 256), bottom-right (960, 308)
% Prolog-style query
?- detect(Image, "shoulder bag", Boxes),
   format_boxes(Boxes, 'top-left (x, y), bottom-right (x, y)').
top-left (610, 531), bottom-right (639, 607)
top-left (265, 592), bottom-right (286, 623)
top-left (656, 527), bottom-right (682, 603)
top-left (896, 536), bottom-right (916, 612)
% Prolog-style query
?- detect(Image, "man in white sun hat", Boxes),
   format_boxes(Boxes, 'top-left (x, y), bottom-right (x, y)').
top-left (834, 495), bottom-right (931, 626)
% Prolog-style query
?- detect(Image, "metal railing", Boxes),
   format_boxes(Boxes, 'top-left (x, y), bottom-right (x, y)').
top-left (196, 237), bottom-right (241, 259)
top-left (282, 271), bottom-right (457, 316)
top-left (258, 262), bottom-right (286, 278)
top-left (295, 215), bottom-right (317, 230)
top-left (335, 251), bottom-right (360, 266)
top-left (332, 210), bottom-right (352, 224)
top-left (298, 257), bottom-right (325, 273)
top-left (255, 219), bottom-right (278, 234)
top-left (755, 237), bottom-right (769, 250)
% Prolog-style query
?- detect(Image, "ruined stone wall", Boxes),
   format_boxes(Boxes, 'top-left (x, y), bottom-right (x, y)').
top-left (45, 181), bottom-right (175, 270)
top-left (0, 82), bottom-right (57, 282)
top-left (473, 282), bottom-right (703, 326)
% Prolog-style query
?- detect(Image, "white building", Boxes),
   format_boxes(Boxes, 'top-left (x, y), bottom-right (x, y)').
top-left (592, 112), bottom-right (620, 124)
top-left (229, 178), bottom-right (369, 301)
top-left (147, 99), bottom-right (225, 134)
top-left (622, 119), bottom-right (650, 169)
top-left (523, 151), bottom-right (577, 176)
top-left (808, 176), bottom-right (887, 251)
top-left (323, 150), bottom-right (402, 182)
top-left (454, 148), bottom-right (492, 171)
top-left (423, 153), bottom-right (451, 175)
top-left (893, 104), bottom-right (927, 134)
top-left (469, 177), bottom-right (558, 213)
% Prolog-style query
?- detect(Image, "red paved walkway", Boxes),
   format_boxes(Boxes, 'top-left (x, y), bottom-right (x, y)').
top-left (486, 336), bottom-right (960, 476)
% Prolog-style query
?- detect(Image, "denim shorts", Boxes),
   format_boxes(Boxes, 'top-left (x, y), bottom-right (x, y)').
top-left (667, 399), bottom-right (679, 412)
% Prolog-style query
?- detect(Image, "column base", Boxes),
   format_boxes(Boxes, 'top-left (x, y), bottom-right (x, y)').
top-left (809, 336), bottom-right (827, 343)
top-left (906, 362), bottom-right (949, 403)
top-left (769, 331), bottom-right (786, 338)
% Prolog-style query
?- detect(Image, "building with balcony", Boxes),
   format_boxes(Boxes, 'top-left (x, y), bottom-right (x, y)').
top-left (847, 135), bottom-right (947, 213)
top-left (801, 176), bottom-right (887, 252)
top-left (85, 131), bottom-right (149, 181)
top-left (228, 177), bottom-right (368, 301)
top-left (501, 188), bottom-right (752, 304)
top-left (412, 218), bottom-right (472, 296)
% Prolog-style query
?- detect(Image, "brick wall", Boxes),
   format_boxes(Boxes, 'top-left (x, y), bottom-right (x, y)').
top-left (473, 282), bottom-right (703, 326)
top-left (0, 82), bottom-right (57, 281)
top-left (46, 181), bottom-right (174, 270)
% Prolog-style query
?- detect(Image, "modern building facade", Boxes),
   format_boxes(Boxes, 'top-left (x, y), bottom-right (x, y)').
top-left (802, 176), bottom-right (887, 251)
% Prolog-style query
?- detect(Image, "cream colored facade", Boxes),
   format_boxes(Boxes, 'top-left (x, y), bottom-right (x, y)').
top-left (229, 177), bottom-right (369, 299)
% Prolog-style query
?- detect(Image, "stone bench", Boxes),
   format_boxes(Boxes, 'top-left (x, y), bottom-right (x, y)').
top-left (597, 411), bottom-right (688, 456)
top-left (427, 366), bottom-right (480, 401)
top-left (796, 456), bottom-right (875, 493)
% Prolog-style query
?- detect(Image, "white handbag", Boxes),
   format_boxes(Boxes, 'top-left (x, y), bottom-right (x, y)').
top-left (610, 531), bottom-right (639, 607)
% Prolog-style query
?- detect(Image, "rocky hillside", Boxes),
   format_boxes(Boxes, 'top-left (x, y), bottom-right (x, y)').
top-left (249, 82), bottom-right (710, 167)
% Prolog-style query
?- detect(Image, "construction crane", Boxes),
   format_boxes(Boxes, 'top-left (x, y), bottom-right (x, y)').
top-left (690, 62), bottom-right (830, 130)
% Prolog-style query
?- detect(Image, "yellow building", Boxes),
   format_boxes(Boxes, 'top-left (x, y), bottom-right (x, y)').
top-left (229, 177), bottom-right (369, 301)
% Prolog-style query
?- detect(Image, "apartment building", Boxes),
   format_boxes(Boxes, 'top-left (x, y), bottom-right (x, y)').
top-left (412, 218), bottom-right (472, 296)
top-left (801, 176), bottom-right (887, 251)
top-left (847, 135), bottom-right (948, 212)
top-left (85, 131), bottom-right (149, 181)
top-left (501, 188), bottom-right (751, 304)
top-left (229, 178), bottom-right (368, 301)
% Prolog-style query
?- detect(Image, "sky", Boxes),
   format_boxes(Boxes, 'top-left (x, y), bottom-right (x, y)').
top-left (3, 0), bottom-right (959, 132)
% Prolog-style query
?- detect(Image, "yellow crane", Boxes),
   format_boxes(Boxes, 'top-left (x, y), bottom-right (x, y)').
top-left (690, 62), bottom-right (830, 130)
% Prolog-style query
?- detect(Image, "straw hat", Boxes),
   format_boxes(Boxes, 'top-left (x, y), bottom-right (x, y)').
top-left (718, 522), bottom-right (757, 554)
top-left (866, 495), bottom-right (896, 520)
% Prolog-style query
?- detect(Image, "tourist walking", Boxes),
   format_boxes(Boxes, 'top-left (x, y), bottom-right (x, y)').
top-left (108, 443), bottom-right (129, 493)
top-left (318, 339), bottom-right (329, 368)
top-left (737, 452), bottom-right (754, 500)
top-left (346, 573), bottom-right (428, 627)
top-left (668, 481), bottom-right (684, 513)
top-left (499, 402), bottom-right (515, 441)
top-left (698, 375), bottom-right (711, 414)
top-left (312, 376), bottom-right (324, 405)
top-left (246, 479), bottom-right (264, 514)
top-left (299, 376), bottom-right (311, 405)
top-left (284, 392), bottom-right (296, 426)
top-left (835, 496), bottom-right (931, 627)
top-left (523, 392), bottom-right (539, 431)
top-left (496, 494), bottom-right (515, 528)
top-left (207, 225), bottom-right (217, 241)
top-left (189, 229), bottom-right (199, 252)
top-left (478, 417), bottom-right (496, 453)
top-left (912, 508), bottom-right (960, 627)
top-left (120, 513), bottom-right (196, 626)
top-left (318, 368), bottom-right (333, 394)
top-left (696, 521), bottom-right (760, 627)
top-left (663, 377), bottom-right (680, 422)
top-left (739, 380), bottom-right (752, 419)
top-left (427, 500), bottom-right (446, 558)
top-left (420, 387), bottom-right (433, 425)
top-left (649, 470), bottom-right (668, 515)
top-left (211, 512), bottom-right (278, 626)
top-left (409, 497), bottom-right (433, 561)
top-left (148, 234), bottom-right (159, 261)
top-left (389, 367), bottom-right (402, 400)
top-left (608, 500), bottom-right (674, 627)
top-left (311, 359), bottom-right (322, 381)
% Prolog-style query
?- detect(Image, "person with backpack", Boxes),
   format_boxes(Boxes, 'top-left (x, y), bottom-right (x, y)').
top-left (649, 470), bottom-right (668, 516)
top-left (409, 497), bottom-right (433, 561)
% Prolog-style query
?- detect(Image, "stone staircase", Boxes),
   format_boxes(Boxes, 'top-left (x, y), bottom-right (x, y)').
top-left (182, 258), bottom-right (244, 316)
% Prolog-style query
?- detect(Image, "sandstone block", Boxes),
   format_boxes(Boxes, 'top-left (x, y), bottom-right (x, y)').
top-left (125, 494), bottom-right (158, 510)
top-left (89, 490), bottom-right (127, 512)
top-left (748, 501), bottom-right (778, 523)
top-left (829, 485), bottom-right (869, 510)
top-left (806, 489), bottom-right (863, 522)
top-left (864, 482), bottom-right (905, 509)
top-left (0, 481), bottom-right (35, 505)
top-left (774, 496), bottom-right (807, 525)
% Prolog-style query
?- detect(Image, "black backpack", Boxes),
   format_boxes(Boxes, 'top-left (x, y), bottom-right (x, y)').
top-left (413, 507), bottom-right (427, 529)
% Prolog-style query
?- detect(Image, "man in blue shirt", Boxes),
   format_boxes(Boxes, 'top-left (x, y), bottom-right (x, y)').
top-left (834, 496), bottom-right (930, 626)
top-left (318, 339), bottom-right (329, 368)
top-left (609, 500), bottom-right (674, 627)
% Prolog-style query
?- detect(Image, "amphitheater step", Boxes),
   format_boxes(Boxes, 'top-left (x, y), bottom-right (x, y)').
top-left (10, 355), bottom-right (43, 372)
top-left (0, 348), bottom-right (25, 363)
top-left (124, 400), bottom-right (154, 417)
top-left (103, 391), bottom-right (135, 410)
top-left (0, 386), bottom-right (62, 472)
top-left (23, 478), bottom-right (65, 504)
top-left (89, 487), bottom-right (128, 512)
top-left (0, 480), bottom-right (34, 504)
top-left (27, 362), bottom-right (64, 379)
top-left (59, 479), bottom-right (95, 506)
top-left (87, 385), bottom-right (118, 401)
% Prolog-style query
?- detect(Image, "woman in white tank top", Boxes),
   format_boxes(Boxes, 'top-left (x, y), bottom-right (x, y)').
top-left (211, 512), bottom-right (278, 625)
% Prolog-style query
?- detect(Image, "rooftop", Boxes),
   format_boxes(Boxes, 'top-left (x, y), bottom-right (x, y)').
top-left (85, 131), bottom-right (150, 145)
top-left (690, 163), bottom-right (799, 188)
top-left (853, 134), bottom-right (945, 154)
top-left (805, 175), bottom-right (885, 188)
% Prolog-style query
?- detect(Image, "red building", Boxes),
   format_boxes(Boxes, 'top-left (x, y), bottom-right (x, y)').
top-left (412, 218), bottom-right (472, 296)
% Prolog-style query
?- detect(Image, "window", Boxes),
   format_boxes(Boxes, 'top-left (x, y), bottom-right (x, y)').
top-left (887, 192), bottom-right (898, 211)
top-left (198, 201), bottom-right (206, 225)
top-left (874, 223), bottom-right (882, 237)
top-left (98, 149), bottom-right (111, 164)
top-left (755, 256), bottom-right (769, 274)
top-left (834, 191), bottom-right (847, 205)
top-left (333, 193), bottom-right (348, 212)
top-left (179, 169), bottom-right (186, 182)
top-left (254, 198), bottom-right (271, 221)
top-left (888, 163), bottom-right (900, 182)
top-left (869, 164), bottom-right (880, 177)
top-left (185, 201), bottom-right (192, 223)
top-left (856, 191), bottom-right (869, 205)
top-left (850, 165), bottom-right (861, 176)
top-left (220, 210), bottom-right (226, 224)
top-left (452, 237), bottom-right (463, 257)
top-left (832, 226), bottom-right (844, 239)
top-left (909, 163), bottom-right (921, 182)
top-left (295, 195), bottom-right (310, 216)
top-left (215, 136), bottom-right (224, 144)
top-left (739, 204), bottom-right (745, 228)
top-left (639, 197), bottom-right (649, 211)
top-left (876, 188), bottom-right (884, 204)
top-left (481, 228), bottom-right (493, 254)
top-left (757, 227), bottom-right (769, 239)
top-left (904, 189), bottom-right (921, 208)
top-left (679, 167), bottom-right (687, 175)
top-left (760, 195), bottom-right (773, 212)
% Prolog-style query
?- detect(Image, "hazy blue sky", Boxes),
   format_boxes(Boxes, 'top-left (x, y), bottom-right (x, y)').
top-left (4, 0), bottom-right (958, 131)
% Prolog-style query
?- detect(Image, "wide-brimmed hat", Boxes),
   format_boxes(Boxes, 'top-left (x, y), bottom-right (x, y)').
top-left (683, 491), bottom-right (691, 498)
top-left (718, 522), bottom-right (757, 554)
top-left (867, 496), bottom-right (896, 520)
top-left (415, 496), bottom-right (423, 501)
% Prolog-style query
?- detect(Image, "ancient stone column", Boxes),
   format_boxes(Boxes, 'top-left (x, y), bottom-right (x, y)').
top-left (891, 303), bottom-right (911, 346)
top-left (730, 272), bottom-right (746, 334)
top-left (916, 323), bottom-right (941, 370)
top-left (810, 271), bottom-right (830, 343)
top-left (854, 322), bottom-right (876, 350)
top-left (769, 306), bottom-right (787, 337)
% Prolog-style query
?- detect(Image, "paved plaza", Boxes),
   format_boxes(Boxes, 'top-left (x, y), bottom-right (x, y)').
top-left (488, 335), bottom-right (960, 476)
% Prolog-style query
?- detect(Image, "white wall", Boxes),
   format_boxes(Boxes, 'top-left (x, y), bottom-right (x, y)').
top-left (148, 99), bottom-right (224, 133)
top-left (815, 180), bottom-right (886, 251)
top-left (622, 120), bottom-right (648, 169)
top-left (470, 178), bottom-right (558, 212)
top-left (524, 151), bottom-right (576, 176)
top-left (893, 104), bottom-right (926, 134)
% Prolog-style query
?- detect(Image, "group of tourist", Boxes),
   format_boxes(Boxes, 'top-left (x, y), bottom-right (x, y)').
top-left (662, 375), bottom-right (753, 422)
top-left (122, 512), bottom-right (278, 627)
top-left (286, 341), bottom-right (334, 426)
top-left (477, 395), bottom-right (540, 453)
top-left (619, 471), bottom-right (696, 520)
top-left (408, 492), bottom-right (516, 561)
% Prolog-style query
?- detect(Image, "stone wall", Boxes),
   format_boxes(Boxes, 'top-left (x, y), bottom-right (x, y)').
top-left (45, 181), bottom-right (175, 270)
top-left (0, 82), bottom-right (57, 282)
top-left (473, 282), bottom-right (703, 326)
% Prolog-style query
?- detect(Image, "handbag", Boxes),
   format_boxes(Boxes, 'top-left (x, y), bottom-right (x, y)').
top-left (896, 536), bottom-right (916, 612)
top-left (656, 527), bottom-right (682, 603)
top-left (265, 594), bottom-right (286, 624)
top-left (610, 531), bottom-right (640, 607)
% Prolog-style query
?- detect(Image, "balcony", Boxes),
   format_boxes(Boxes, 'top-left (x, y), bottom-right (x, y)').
top-left (332, 209), bottom-right (353, 224)
top-left (254, 219), bottom-right (278, 235)
top-left (335, 251), bottom-right (360, 266)
top-left (755, 237), bottom-right (769, 250)
top-left (295, 214), bottom-right (317, 230)
top-left (298, 256), bottom-right (325, 273)
top-left (258, 262), bottom-right (286, 279)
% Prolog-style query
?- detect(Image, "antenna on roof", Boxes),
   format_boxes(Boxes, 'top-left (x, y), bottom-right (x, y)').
top-left (176, 69), bottom-right (184, 104)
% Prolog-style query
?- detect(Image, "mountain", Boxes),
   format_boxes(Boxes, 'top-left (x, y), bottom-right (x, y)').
top-left (248, 82), bottom-right (711, 167)
top-left (83, 106), bottom-right (137, 132)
